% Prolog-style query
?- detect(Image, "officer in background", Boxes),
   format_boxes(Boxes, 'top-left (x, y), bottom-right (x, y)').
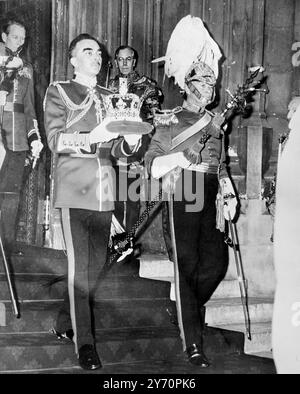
top-left (108, 45), bottom-right (163, 233)
top-left (0, 19), bottom-right (42, 258)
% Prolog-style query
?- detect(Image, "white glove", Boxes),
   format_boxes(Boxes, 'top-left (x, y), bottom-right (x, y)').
top-left (0, 91), bottom-right (8, 106)
top-left (287, 97), bottom-right (300, 120)
top-left (177, 151), bottom-right (192, 169)
top-left (30, 140), bottom-right (43, 158)
top-left (123, 133), bottom-right (142, 146)
top-left (89, 118), bottom-right (119, 144)
top-left (219, 177), bottom-right (238, 221)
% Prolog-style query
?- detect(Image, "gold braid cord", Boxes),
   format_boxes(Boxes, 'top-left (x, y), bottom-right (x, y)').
top-left (55, 84), bottom-right (103, 128)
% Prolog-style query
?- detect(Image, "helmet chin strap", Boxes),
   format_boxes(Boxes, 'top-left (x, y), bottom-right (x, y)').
top-left (182, 99), bottom-right (205, 114)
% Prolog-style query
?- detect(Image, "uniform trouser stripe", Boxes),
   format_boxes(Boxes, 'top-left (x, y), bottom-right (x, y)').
top-left (168, 174), bottom-right (227, 352)
top-left (168, 197), bottom-right (187, 351)
top-left (61, 208), bottom-right (78, 353)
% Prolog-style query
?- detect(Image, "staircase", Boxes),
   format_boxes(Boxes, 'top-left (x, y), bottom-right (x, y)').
top-left (0, 243), bottom-right (253, 373)
top-left (140, 253), bottom-right (274, 357)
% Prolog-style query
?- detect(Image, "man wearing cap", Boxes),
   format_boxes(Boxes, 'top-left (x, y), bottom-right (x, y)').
top-left (145, 15), bottom-right (237, 368)
top-left (108, 45), bottom-right (163, 234)
top-left (0, 19), bottom-right (42, 258)
top-left (44, 34), bottom-right (142, 370)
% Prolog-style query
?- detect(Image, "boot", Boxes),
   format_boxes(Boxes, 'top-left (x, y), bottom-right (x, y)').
top-left (186, 343), bottom-right (210, 368)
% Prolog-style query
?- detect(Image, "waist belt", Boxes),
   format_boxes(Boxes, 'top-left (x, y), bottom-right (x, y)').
top-left (187, 163), bottom-right (219, 174)
top-left (61, 153), bottom-right (98, 159)
top-left (3, 102), bottom-right (24, 113)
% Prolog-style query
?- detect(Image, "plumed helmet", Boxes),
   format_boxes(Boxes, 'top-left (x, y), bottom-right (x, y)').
top-left (184, 60), bottom-right (216, 106)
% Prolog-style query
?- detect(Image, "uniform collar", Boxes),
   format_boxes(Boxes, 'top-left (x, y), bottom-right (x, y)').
top-left (73, 72), bottom-right (97, 88)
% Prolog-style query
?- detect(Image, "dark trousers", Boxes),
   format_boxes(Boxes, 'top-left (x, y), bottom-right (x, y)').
top-left (171, 173), bottom-right (228, 350)
top-left (114, 165), bottom-right (141, 232)
top-left (0, 150), bottom-right (26, 253)
top-left (60, 208), bottom-right (112, 353)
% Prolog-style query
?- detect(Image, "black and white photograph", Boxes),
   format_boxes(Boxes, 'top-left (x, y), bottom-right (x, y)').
top-left (0, 0), bottom-right (299, 378)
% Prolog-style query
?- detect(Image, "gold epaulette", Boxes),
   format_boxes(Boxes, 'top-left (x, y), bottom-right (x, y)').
top-left (153, 106), bottom-right (182, 127)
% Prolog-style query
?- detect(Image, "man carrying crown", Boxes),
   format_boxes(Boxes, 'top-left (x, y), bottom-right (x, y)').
top-left (145, 15), bottom-right (237, 367)
top-left (44, 33), bottom-right (142, 370)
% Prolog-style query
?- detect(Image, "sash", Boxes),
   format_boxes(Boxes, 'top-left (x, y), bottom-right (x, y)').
top-left (170, 111), bottom-right (211, 151)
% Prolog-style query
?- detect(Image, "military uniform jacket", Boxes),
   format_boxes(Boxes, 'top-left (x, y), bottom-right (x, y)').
top-left (145, 108), bottom-right (228, 179)
top-left (44, 80), bottom-right (136, 212)
top-left (0, 61), bottom-right (40, 151)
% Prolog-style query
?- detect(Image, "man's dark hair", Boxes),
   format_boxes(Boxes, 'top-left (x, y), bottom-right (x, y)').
top-left (1, 19), bottom-right (26, 35)
top-left (114, 45), bottom-right (138, 62)
top-left (68, 33), bottom-right (101, 60)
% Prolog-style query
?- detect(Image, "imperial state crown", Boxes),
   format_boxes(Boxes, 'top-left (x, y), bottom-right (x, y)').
top-left (103, 77), bottom-right (153, 135)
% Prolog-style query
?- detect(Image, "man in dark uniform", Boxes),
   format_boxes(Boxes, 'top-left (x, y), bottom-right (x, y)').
top-left (108, 45), bottom-right (163, 232)
top-left (0, 19), bottom-right (42, 257)
top-left (145, 15), bottom-right (237, 368)
top-left (44, 34), bottom-right (142, 370)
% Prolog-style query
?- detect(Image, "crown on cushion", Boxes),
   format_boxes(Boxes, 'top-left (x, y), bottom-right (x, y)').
top-left (103, 77), bottom-right (143, 122)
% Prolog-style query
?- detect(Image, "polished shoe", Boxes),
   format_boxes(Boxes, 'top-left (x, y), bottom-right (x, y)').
top-left (50, 327), bottom-right (74, 342)
top-left (186, 343), bottom-right (210, 368)
top-left (78, 344), bottom-right (102, 370)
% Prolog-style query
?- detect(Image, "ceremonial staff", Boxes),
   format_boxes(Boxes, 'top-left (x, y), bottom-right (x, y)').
top-left (0, 50), bottom-right (23, 318)
top-left (226, 211), bottom-right (251, 340)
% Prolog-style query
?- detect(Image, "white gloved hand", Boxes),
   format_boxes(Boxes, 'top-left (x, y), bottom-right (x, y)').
top-left (30, 140), bottom-right (43, 157)
top-left (0, 91), bottom-right (8, 106)
top-left (287, 97), bottom-right (300, 120)
top-left (219, 177), bottom-right (238, 221)
top-left (177, 151), bottom-right (192, 169)
top-left (123, 133), bottom-right (142, 147)
top-left (89, 118), bottom-right (119, 144)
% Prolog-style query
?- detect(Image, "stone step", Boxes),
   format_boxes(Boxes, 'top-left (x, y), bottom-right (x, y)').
top-left (251, 350), bottom-right (273, 359)
top-left (0, 298), bottom-right (175, 333)
top-left (0, 352), bottom-right (277, 374)
top-left (0, 274), bottom-right (171, 301)
top-left (217, 322), bottom-right (272, 355)
top-left (139, 253), bottom-right (244, 299)
top-left (205, 297), bottom-right (274, 326)
top-left (0, 325), bottom-right (244, 372)
top-left (0, 246), bottom-right (139, 277)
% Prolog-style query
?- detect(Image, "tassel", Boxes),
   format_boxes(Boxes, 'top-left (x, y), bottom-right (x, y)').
top-left (162, 167), bottom-right (182, 194)
top-left (51, 221), bottom-right (66, 250)
top-left (215, 190), bottom-right (225, 232)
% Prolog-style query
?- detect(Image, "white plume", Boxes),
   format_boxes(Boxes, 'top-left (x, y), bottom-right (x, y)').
top-left (154, 15), bottom-right (222, 89)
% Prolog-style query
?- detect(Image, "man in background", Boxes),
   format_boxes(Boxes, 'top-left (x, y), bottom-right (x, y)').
top-left (108, 45), bottom-right (163, 233)
top-left (0, 19), bottom-right (42, 259)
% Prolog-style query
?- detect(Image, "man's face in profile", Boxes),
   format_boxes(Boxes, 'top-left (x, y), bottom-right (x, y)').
top-left (116, 48), bottom-right (135, 76)
top-left (71, 39), bottom-right (102, 77)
